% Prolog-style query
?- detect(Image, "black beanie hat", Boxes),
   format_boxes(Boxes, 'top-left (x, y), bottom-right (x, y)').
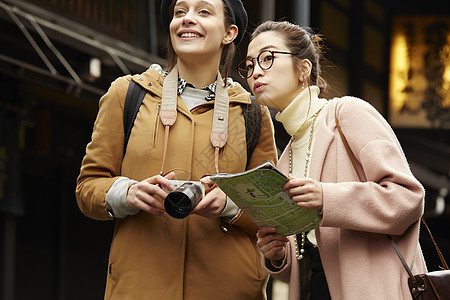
top-left (160, 0), bottom-right (248, 45)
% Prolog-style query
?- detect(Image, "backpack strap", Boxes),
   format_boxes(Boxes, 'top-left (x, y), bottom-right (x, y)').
top-left (242, 95), bottom-right (261, 166)
top-left (123, 79), bottom-right (146, 156)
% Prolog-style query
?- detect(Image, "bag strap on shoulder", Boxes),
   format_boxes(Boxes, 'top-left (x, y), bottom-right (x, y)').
top-left (123, 80), bottom-right (146, 156)
top-left (242, 95), bottom-right (261, 166)
top-left (334, 103), bottom-right (449, 278)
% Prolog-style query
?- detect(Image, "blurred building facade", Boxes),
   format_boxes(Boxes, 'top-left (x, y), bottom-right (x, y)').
top-left (0, 0), bottom-right (448, 299)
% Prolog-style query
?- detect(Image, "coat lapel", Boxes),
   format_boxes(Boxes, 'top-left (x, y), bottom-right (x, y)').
top-left (309, 122), bottom-right (333, 180)
top-left (277, 140), bottom-right (291, 176)
top-left (308, 102), bottom-right (336, 181)
top-left (277, 100), bottom-right (338, 181)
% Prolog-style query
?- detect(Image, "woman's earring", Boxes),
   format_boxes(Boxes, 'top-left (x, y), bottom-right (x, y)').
top-left (302, 77), bottom-right (305, 89)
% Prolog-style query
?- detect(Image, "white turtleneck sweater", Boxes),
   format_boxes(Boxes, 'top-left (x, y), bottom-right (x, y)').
top-left (276, 86), bottom-right (328, 179)
top-left (275, 86), bottom-right (328, 245)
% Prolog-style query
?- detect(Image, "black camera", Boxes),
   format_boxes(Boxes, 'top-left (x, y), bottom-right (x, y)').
top-left (164, 181), bottom-right (204, 219)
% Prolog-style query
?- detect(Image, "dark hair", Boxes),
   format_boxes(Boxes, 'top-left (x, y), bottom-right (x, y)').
top-left (165, 0), bottom-right (236, 82)
top-left (250, 21), bottom-right (327, 93)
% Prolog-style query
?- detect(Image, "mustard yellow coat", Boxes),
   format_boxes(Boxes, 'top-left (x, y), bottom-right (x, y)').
top-left (76, 67), bottom-right (278, 299)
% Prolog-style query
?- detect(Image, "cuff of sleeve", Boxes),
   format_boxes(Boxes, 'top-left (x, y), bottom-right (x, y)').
top-left (219, 197), bottom-right (240, 218)
top-left (270, 246), bottom-right (287, 269)
top-left (106, 177), bottom-right (140, 218)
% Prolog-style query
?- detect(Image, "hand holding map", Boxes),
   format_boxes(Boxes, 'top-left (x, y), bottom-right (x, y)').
top-left (210, 161), bottom-right (319, 236)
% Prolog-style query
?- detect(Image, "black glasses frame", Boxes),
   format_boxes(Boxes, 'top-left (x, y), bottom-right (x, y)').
top-left (237, 50), bottom-right (297, 79)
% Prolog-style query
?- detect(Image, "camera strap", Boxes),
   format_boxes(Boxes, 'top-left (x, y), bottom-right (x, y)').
top-left (160, 66), bottom-right (178, 175)
top-left (160, 64), bottom-right (229, 174)
top-left (210, 71), bottom-right (229, 173)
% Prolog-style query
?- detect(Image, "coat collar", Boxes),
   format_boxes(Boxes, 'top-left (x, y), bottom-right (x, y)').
top-left (130, 64), bottom-right (252, 106)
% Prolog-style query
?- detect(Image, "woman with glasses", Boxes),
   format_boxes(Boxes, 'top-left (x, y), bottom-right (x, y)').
top-left (75, 1), bottom-right (277, 299)
top-left (240, 20), bottom-right (427, 299)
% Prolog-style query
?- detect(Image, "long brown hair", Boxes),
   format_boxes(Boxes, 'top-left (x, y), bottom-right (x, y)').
top-left (250, 21), bottom-right (327, 93)
top-left (164, 0), bottom-right (236, 83)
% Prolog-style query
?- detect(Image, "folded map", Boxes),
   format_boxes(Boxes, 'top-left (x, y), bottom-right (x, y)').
top-left (210, 161), bottom-right (319, 235)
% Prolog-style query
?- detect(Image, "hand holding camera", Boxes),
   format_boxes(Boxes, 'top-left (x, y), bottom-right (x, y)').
top-left (164, 177), bottom-right (227, 219)
top-left (191, 177), bottom-right (228, 219)
top-left (127, 173), bottom-right (226, 219)
top-left (163, 180), bottom-right (205, 219)
top-left (126, 172), bottom-right (176, 216)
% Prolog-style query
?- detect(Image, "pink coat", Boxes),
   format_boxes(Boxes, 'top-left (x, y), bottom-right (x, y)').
top-left (267, 97), bottom-right (427, 299)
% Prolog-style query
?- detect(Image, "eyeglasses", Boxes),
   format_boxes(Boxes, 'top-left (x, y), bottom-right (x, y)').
top-left (237, 50), bottom-right (297, 78)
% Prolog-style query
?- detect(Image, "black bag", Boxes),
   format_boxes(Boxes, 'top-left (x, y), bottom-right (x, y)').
top-left (123, 80), bottom-right (261, 165)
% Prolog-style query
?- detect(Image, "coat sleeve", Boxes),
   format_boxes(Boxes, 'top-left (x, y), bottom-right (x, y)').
top-left (226, 105), bottom-right (279, 236)
top-left (264, 236), bottom-right (295, 283)
top-left (320, 97), bottom-right (425, 235)
top-left (75, 76), bottom-right (130, 220)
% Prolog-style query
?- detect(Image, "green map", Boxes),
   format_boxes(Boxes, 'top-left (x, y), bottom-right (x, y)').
top-left (210, 161), bottom-right (319, 235)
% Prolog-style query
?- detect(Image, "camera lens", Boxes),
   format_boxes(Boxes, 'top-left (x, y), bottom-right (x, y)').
top-left (165, 192), bottom-right (192, 218)
top-left (164, 182), bottom-right (203, 219)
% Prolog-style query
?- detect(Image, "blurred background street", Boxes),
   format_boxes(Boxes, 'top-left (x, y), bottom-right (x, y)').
top-left (0, 0), bottom-right (449, 299)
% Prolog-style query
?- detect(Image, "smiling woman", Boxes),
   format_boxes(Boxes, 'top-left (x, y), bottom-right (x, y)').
top-left (167, 0), bottom-right (237, 85)
top-left (162, 0), bottom-right (247, 83)
top-left (75, 0), bottom-right (278, 299)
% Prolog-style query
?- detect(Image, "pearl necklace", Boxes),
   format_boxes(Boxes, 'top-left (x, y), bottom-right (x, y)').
top-left (289, 104), bottom-right (326, 260)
